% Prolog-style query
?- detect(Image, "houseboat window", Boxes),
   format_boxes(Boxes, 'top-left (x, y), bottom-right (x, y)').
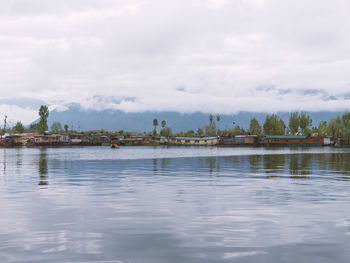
top-left (185, 140), bottom-right (190, 143)
top-left (204, 140), bottom-right (207, 142)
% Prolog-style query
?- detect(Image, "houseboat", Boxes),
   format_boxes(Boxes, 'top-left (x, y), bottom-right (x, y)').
top-left (219, 132), bottom-right (258, 146)
top-left (119, 136), bottom-right (152, 146)
top-left (168, 137), bottom-right (218, 146)
top-left (261, 135), bottom-right (332, 147)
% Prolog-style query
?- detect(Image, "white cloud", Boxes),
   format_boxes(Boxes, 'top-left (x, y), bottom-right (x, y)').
top-left (0, 104), bottom-right (37, 125)
top-left (0, 0), bottom-right (350, 123)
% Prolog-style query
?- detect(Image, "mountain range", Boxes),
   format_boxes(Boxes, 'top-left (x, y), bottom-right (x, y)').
top-left (47, 104), bottom-right (345, 133)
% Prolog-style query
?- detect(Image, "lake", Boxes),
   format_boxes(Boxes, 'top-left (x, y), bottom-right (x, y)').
top-left (1, 146), bottom-right (350, 262)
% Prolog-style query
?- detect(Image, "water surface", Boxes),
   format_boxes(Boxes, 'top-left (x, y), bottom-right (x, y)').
top-left (1, 146), bottom-right (350, 262)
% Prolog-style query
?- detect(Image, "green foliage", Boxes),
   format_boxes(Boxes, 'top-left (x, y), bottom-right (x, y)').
top-left (160, 127), bottom-right (172, 137)
top-left (289, 112), bottom-right (300, 134)
top-left (184, 130), bottom-right (195, 137)
top-left (125, 131), bottom-right (133, 136)
top-left (159, 120), bottom-right (172, 137)
top-left (38, 105), bottom-right (49, 134)
top-left (299, 112), bottom-right (312, 134)
top-left (316, 121), bottom-right (328, 136)
top-left (12, 121), bottom-right (25, 134)
top-left (342, 112), bottom-right (350, 127)
top-left (340, 112), bottom-right (350, 143)
top-left (263, 114), bottom-right (286, 135)
top-left (209, 114), bottom-right (214, 125)
top-left (64, 124), bottom-right (69, 134)
top-left (153, 118), bottom-right (158, 136)
top-left (147, 140), bottom-right (159, 146)
top-left (204, 114), bottom-right (217, 136)
top-left (161, 120), bottom-right (166, 128)
top-left (233, 125), bottom-right (242, 133)
top-left (27, 123), bottom-right (39, 133)
top-left (153, 118), bottom-right (158, 127)
top-left (327, 117), bottom-right (341, 139)
top-left (205, 123), bottom-right (216, 136)
top-left (50, 122), bottom-right (63, 133)
top-left (249, 118), bottom-right (262, 136)
top-left (115, 130), bottom-right (124, 136)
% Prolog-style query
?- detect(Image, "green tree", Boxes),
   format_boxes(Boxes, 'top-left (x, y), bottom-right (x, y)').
top-left (197, 128), bottom-right (203, 137)
top-left (206, 118), bottom-right (215, 136)
top-left (216, 115), bottom-right (221, 135)
top-left (205, 125), bottom-right (216, 136)
top-left (249, 118), bottom-right (262, 136)
top-left (263, 114), bottom-right (286, 135)
top-left (299, 112), bottom-right (312, 134)
top-left (205, 114), bottom-right (217, 136)
top-left (38, 105), bottom-right (49, 134)
top-left (64, 124), bottom-right (69, 134)
top-left (341, 112), bottom-right (350, 143)
top-left (289, 112), bottom-right (300, 134)
top-left (327, 117), bottom-right (341, 139)
top-left (27, 123), bottom-right (38, 133)
top-left (233, 125), bottom-right (242, 133)
top-left (209, 114), bottom-right (214, 125)
top-left (316, 121), bottom-right (328, 136)
top-left (153, 118), bottom-right (158, 136)
top-left (12, 121), bottom-right (25, 134)
top-left (160, 127), bottom-right (172, 137)
top-left (185, 130), bottom-right (195, 137)
top-left (50, 122), bottom-right (63, 133)
top-left (160, 120), bottom-right (167, 137)
top-left (161, 120), bottom-right (166, 128)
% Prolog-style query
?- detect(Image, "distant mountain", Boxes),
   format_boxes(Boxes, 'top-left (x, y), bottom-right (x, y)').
top-left (47, 104), bottom-right (345, 133)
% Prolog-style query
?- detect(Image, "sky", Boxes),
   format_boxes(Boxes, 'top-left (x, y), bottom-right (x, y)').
top-left (0, 0), bottom-right (350, 124)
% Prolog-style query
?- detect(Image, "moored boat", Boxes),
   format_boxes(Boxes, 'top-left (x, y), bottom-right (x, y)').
top-left (110, 143), bottom-right (119, 148)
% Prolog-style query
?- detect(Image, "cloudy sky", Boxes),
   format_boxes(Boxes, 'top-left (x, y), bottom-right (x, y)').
top-left (1, 0), bottom-right (350, 124)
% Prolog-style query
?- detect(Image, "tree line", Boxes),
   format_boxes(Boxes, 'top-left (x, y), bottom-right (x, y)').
top-left (152, 112), bottom-right (350, 144)
top-left (4, 106), bottom-right (350, 144)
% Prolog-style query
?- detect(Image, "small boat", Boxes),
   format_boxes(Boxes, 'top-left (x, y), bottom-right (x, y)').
top-left (110, 138), bottom-right (120, 148)
top-left (110, 143), bottom-right (119, 148)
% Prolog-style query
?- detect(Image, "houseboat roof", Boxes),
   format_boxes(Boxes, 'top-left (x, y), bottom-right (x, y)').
top-left (265, 135), bottom-right (308, 139)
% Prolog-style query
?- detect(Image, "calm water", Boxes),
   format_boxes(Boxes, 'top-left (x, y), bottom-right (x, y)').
top-left (1, 146), bottom-right (350, 262)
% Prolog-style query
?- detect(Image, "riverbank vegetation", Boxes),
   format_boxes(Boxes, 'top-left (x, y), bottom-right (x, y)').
top-left (2, 105), bottom-right (350, 145)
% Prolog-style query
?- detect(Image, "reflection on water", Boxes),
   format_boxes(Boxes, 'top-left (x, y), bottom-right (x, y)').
top-left (39, 149), bottom-right (48, 186)
top-left (0, 147), bottom-right (350, 263)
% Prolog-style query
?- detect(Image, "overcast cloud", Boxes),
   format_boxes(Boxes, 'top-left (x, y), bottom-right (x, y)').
top-left (1, 0), bottom-right (350, 123)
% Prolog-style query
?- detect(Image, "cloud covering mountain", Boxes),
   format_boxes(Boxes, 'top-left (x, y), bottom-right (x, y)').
top-left (45, 104), bottom-right (344, 133)
top-left (1, 0), bottom-right (350, 124)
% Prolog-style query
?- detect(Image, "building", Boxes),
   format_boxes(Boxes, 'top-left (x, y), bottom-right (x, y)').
top-left (119, 136), bottom-right (152, 146)
top-left (219, 132), bottom-right (258, 146)
top-left (4, 133), bottom-right (38, 146)
top-left (32, 134), bottom-right (64, 146)
top-left (154, 136), bottom-right (168, 144)
top-left (69, 134), bottom-right (84, 145)
top-left (262, 135), bottom-right (332, 146)
top-left (168, 137), bottom-right (218, 146)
